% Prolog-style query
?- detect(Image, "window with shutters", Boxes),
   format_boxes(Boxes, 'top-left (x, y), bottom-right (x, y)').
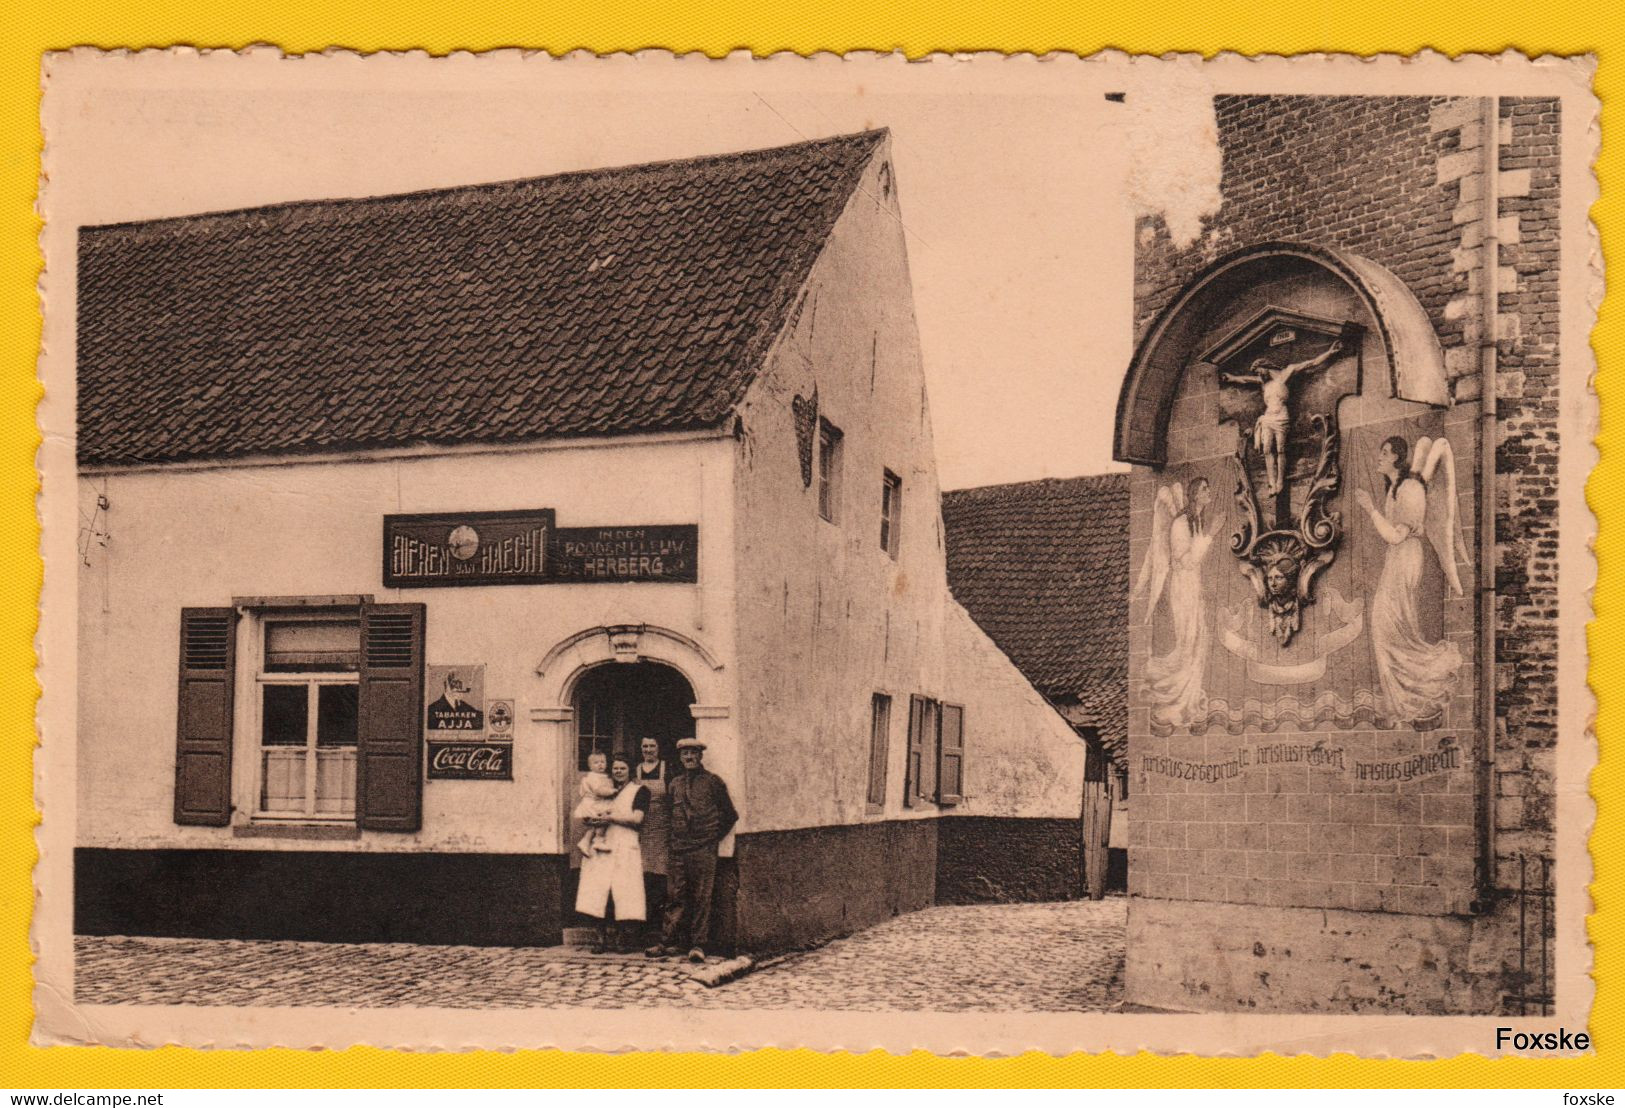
top-left (866, 693), bottom-right (891, 811)
top-left (173, 600), bottom-right (425, 832)
top-left (902, 694), bottom-right (966, 808)
top-left (256, 616), bottom-right (361, 820)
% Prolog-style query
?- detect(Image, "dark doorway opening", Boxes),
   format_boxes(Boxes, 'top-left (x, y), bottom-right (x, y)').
top-left (572, 661), bottom-right (695, 770)
top-left (565, 661), bottom-right (697, 939)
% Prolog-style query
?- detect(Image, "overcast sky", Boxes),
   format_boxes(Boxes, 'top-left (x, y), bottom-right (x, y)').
top-left (46, 54), bottom-right (1206, 490)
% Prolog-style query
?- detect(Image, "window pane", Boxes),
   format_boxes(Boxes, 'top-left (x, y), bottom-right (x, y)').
top-left (317, 683), bottom-right (359, 747)
top-left (880, 472), bottom-right (901, 553)
top-left (818, 421), bottom-right (842, 522)
top-left (575, 693), bottom-right (613, 770)
top-left (867, 693), bottom-right (891, 807)
top-left (314, 749), bottom-right (357, 815)
top-left (265, 618), bottom-right (360, 672)
top-left (260, 748), bottom-right (307, 812)
top-left (261, 684), bottom-right (308, 746)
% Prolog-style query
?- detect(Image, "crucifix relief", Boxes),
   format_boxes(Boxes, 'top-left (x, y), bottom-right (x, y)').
top-left (1220, 341), bottom-right (1344, 497)
top-left (1202, 308), bottom-right (1363, 645)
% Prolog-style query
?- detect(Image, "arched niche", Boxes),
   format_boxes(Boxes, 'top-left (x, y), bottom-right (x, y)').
top-left (1116, 242), bottom-right (1448, 467)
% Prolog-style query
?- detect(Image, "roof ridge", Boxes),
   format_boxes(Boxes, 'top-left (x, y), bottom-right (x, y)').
top-left (942, 471), bottom-right (1130, 498)
top-left (81, 128), bottom-right (890, 238)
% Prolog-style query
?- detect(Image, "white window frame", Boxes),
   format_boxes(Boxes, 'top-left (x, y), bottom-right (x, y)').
top-left (880, 469), bottom-right (902, 557)
top-left (238, 609), bottom-right (362, 824)
top-left (818, 419), bottom-right (843, 523)
top-left (866, 691), bottom-right (893, 813)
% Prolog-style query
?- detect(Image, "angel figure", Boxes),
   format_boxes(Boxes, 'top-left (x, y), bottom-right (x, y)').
top-left (1221, 340), bottom-right (1344, 497)
top-left (1353, 435), bottom-right (1469, 724)
top-left (1132, 476), bottom-right (1218, 729)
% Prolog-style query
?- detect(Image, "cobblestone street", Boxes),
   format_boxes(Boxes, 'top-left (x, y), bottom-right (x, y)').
top-left (75, 898), bottom-right (1124, 1013)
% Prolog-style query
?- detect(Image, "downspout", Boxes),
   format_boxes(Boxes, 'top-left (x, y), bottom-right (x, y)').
top-left (1474, 96), bottom-right (1500, 910)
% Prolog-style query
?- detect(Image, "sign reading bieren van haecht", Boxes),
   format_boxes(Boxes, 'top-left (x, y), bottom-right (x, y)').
top-left (383, 510), bottom-right (697, 588)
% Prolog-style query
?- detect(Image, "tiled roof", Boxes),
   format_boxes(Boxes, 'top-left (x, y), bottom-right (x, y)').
top-left (77, 130), bottom-right (888, 467)
top-left (942, 473), bottom-right (1130, 763)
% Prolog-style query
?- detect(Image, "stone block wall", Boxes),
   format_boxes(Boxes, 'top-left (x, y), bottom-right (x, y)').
top-left (1489, 97), bottom-right (1561, 885)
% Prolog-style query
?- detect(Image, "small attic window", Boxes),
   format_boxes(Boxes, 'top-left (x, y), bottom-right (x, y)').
top-left (586, 253), bottom-right (618, 273)
top-left (818, 419), bottom-right (844, 523)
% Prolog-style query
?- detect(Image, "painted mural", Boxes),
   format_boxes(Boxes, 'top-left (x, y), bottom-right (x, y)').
top-left (1353, 434), bottom-right (1468, 724)
top-left (1133, 476), bottom-right (1220, 730)
top-left (1138, 305), bottom-right (1471, 737)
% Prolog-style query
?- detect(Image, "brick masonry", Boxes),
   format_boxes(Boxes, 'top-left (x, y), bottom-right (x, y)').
top-left (1124, 94), bottom-right (1560, 1012)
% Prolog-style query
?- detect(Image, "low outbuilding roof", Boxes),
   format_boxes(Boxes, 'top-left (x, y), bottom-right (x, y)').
top-left (77, 130), bottom-right (887, 467)
top-left (942, 473), bottom-right (1130, 765)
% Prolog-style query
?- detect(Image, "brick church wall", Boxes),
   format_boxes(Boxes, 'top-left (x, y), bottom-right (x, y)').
top-left (1125, 94), bottom-right (1561, 1012)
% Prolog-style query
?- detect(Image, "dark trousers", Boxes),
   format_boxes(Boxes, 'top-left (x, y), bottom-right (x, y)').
top-left (661, 846), bottom-right (717, 949)
top-left (642, 872), bottom-right (667, 929)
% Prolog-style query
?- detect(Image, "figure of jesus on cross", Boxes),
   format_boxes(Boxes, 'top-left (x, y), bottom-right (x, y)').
top-left (1221, 340), bottom-right (1345, 496)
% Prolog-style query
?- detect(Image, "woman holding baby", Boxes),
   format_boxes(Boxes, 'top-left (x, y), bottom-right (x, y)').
top-left (573, 752), bottom-right (649, 953)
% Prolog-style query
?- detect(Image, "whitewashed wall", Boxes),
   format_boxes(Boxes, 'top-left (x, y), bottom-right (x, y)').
top-left (77, 434), bottom-right (738, 855)
top-left (730, 137), bottom-right (1086, 832)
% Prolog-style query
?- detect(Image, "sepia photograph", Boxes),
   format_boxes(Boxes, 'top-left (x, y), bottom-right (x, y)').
top-left (32, 50), bottom-right (1597, 1056)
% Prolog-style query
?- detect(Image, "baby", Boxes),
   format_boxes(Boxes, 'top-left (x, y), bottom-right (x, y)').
top-left (574, 751), bottom-right (618, 855)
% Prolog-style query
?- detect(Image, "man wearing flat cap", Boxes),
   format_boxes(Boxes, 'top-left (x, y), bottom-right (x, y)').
top-left (647, 737), bottom-right (737, 963)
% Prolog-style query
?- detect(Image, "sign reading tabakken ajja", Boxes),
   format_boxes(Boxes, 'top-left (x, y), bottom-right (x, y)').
top-left (383, 509), bottom-right (698, 588)
top-left (424, 664), bottom-right (513, 781)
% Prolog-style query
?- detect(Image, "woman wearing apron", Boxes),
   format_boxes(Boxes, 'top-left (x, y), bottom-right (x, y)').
top-left (574, 754), bottom-right (649, 953)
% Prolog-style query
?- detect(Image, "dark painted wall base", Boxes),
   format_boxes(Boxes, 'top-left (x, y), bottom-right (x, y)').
top-left (77, 815), bottom-right (1093, 949)
top-left (728, 820), bottom-right (938, 953)
top-left (935, 816), bottom-right (1084, 904)
top-left (75, 848), bottom-right (567, 947)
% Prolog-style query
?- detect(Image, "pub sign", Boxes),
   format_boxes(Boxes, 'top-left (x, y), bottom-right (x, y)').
top-left (384, 509), bottom-right (697, 587)
top-left (386, 510), bottom-right (554, 588)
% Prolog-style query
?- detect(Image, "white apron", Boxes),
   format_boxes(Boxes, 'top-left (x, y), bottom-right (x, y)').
top-left (573, 782), bottom-right (647, 921)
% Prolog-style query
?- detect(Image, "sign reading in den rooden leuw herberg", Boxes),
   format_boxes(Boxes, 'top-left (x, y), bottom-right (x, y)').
top-left (383, 509), bottom-right (699, 588)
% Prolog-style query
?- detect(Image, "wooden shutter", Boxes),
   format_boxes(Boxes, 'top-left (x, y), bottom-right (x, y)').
top-left (357, 602), bottom-right (425, 832)
top-left (173, 607), bottom-right (239, 826)
top-left (904, 695), bottom-right (926, 808)
top-left (905, 695), bottom-right (940, 807)
top-left (937, 703), bottom-right (964, 805)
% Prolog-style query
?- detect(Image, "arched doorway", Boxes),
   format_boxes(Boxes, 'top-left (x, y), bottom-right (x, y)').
top-left (571, 661), bottom-right (696, 771)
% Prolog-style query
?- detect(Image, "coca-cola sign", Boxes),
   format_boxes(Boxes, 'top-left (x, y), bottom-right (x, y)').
top-left (426, 741), bottom-right (512, 780)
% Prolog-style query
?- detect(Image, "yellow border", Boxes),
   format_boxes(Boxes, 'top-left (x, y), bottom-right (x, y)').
top-left (3, 0), bottom-right (1616, 1088)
